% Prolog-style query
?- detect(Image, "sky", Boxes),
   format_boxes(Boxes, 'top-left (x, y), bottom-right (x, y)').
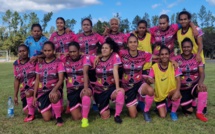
top-left (0, 0), bottom-right (215, 33)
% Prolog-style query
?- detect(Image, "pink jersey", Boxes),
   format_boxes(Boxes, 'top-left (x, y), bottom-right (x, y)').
top-left (150, 24), bottom-right (179, 57)
top-left (92, 53), bottom-right (121, 92)
top-left (36, 58), bottom-right (65, 97)
top-left (61, 55), bottom-right (91, 93)
top-left (13, 59), bottom-right (36, 99)
top-left (172, 54), bottom-right (203, 90)
top-left (107, 33), bottom-right (129, 50)
top-left (49, 31), bottom-right (77, 53)
top-left (119, 50), bottom-right (152, 91)
top-left (76, 33), bottom-right (104, 55)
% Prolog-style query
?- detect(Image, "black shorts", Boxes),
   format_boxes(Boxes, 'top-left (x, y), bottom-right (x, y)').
top-left (88, 69), bottom-right (97, 82)
top-left (125, 82), bottom-right (142, 107)
top-left (94, 86), bottom-right (115, 114)
top-left (37, 90), bottom-right (62, 113)
top-left (180, 85), bottom-right (198, 110)
top-left (21, 97), bottom-right (27, 111)
top-left (67, 88), bottom-right (82, 111)
top-left (155, 99), bottom-right (167, 109)
top-left (118, 66), bottom-right (123, 80)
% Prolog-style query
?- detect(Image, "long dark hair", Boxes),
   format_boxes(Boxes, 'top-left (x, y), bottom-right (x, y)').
top-left (97, 37), bottom-right (119, 55)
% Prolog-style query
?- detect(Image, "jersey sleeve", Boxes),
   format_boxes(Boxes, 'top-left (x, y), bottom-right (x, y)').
top-left (196, 27), bottom-right (204, 37)
top-left (49, 33), bottom-right (55, 41)
top-left (148, 68), bottom-right (155, 78)
top-left (198, 61), bottom-right (204, 67)
top-left (24, 37), bottom-right (29, 47)
top-left (13, 65), bottom-right (18, 78)
top-left (144, 52), bottom-right (152, 63)
top-left (97, 34), bottom-right (105, 44)
top-left (57, 61), bottom-right (65, 73)
top-left (70, 32), bottom-right (78, 42)
top-left (113, 53), bottom-right (122, 66)
top-left (149, 27), bottom-right (157, 44)
top-left (83, 55), bottom-right (91, 66)
top-left (123, 33), bottom-right (130, 43)
top-left (59, 55), bottom-right (67, 63)
top-left (172, 23), bottom-right (180, 31)
top-left (175, 67), bottom-right (182, 77)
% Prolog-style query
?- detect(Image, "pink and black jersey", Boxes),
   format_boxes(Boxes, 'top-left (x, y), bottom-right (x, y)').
top-left (49, 31), bottom-right (77, 53)
top-left (172, 54), bottom-right (203, 90)
top-left (150, 24), bottom-right (179, 57)
top-left (119, 50), bottom-right (152, 91)
top-left (35, 59), bottom-right (65, 97)
top-left (107, 33), bottom-right (129, 50)
top-left (13, 59), bottom-right (36, 99)
top-left (61, 55), bottom-right (91, 92)
top-left (92, 53), bottom-right (121, 92)
top-left (76, 33), bottom-right (104, 55)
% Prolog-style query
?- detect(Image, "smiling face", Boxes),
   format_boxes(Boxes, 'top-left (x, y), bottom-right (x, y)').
top-left (127, 36), bottom-right (138, 51)
top-left (179, 14), bottom-right (190, 28)
top-left (160, 48), bottom-right (170, 63)
top-left (110, 19), bottom-right (119, 33)
top-left (56, 19), bottom-right (65, 31)
top-left (182, 41), bottom-right (193, 56)
top-left (159, 18), bottom-right (169, 31)
top-left (101, 43), bottom-right (113, 57)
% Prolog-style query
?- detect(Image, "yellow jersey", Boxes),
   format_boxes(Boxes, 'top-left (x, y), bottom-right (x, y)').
top-left (177, 27), bottom-right (205, 64)
top-left (149, 62), bottom-right (181, 102)
top-left (135, 33), bottom-right (152, 70)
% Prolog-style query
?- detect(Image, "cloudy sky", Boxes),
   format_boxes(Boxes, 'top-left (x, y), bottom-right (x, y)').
top-left (0, 0), bottom-right (215, 32)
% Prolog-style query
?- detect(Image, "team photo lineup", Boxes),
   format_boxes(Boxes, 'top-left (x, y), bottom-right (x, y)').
top-left (13, 10), bottom-right (209, 128)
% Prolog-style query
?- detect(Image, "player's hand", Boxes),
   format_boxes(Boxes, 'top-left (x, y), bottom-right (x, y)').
top-left (103, 25), bottom-right (110, 36)
top-left (171, 90), bottom-right (181, 101)
top-left (197, 83), bottom-right (207, 92)
top-left (93, 56), bottom-right (101, 68)
top-left (33, 97), bottom-right (37, 107)
top-left (49, 90), bottom-right (58, 102)
top-left (65, 28), bottom-right (71, 34)
top-left (171, 60), bottom-right (179, 68)
top-left (14, 96), bottom-right (18, 106)
top-left (147, 78), bottom-right (154, 84)
top-left (30, 56), bottom-right (38, 63)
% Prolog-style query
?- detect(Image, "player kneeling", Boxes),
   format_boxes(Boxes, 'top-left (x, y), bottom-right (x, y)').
top-left (173, 38), bottom-right (208, 122)
top-left (33, 41), bottom-right (65, 126)
top-left (148, 46), bottom-right (182, 121)
top-left (60, 42), bottom-right (92, 127)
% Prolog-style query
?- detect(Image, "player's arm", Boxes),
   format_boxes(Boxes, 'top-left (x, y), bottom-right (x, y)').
top-left (52, 72), bottom-right (64, 92)
top-left (33, 74), bottom-right (39, 106)
top-left (197, 66), bottom-right (206, 91)
top-left (113, 65), bottom-right (120, 89)
top-left (196, 36), bottom-right (203, 63)
top-left (83, 65), bottom-right (90, 89)
top-left (14, 78), bottom-right (20, 105)
top-left (189, 22), bottom-right (199, 37)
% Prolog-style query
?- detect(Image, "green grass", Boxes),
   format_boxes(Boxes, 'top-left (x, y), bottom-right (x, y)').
top-left (0, 62), bottom-right (215, 134)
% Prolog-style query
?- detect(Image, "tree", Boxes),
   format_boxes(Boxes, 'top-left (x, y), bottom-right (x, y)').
top-left (151, 15), bottom-right (159, 26)
top-left (192, 13), bottom-right (198, 26)
top-left (132, 15), bottom-right (141, 30)
top-left (49, 26), bottom-right (55, 35)
top-left (170, 13), bottom-right (175, 24)
top-left (142, 13), bottom-right (151, 28)
top-left (11, 11), bottom-right (21, 33)
top-left (65, 19), bottom-right (77, 31)
top-left (198, 5), bottom-right (207, 28)
top-left (41, 12), bottom-right (53, 32)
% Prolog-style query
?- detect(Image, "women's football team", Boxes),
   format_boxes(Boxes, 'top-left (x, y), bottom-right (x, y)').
top-left (13, 11), bottom-right (208, 127)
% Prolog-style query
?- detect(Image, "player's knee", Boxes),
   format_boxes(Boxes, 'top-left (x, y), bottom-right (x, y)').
top-left (129, 112), bottom-right (137, 118)
top-left (147, 87), bottom-right (154, 96)
top-left (159, 113), bottom-right (166, 118)
top-left (25, 90), bottom-right (33, 98)
top-left (72, 115), bottom-right (82, 121)
top-left (101, 110), bottom-right (110, 119)
top-left (43, 117), bottom-right (51, 122)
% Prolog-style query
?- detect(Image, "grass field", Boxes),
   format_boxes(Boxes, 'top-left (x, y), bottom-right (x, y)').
top-left (0, 62), bottom-right (215, 134)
